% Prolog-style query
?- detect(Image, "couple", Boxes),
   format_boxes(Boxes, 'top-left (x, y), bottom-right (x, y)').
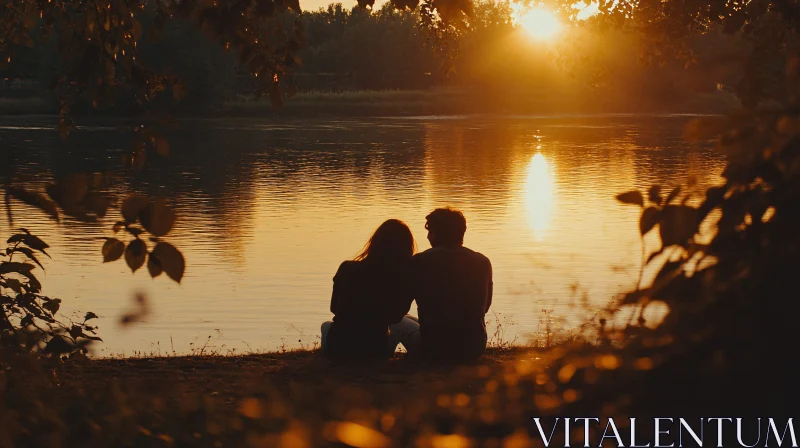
top-left (320, 208), bottom-right (493, 363)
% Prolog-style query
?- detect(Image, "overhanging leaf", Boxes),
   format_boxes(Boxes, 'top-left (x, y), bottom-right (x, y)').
top-left (125, 239), bottom-right (147, 273)
top-left (640, 206), bottom-right (660, 236)
top-left (0, 262), bottom-right (35, 275)
top-left (154, 137), bottom-right (170, 157)
top-left (102, 238), bottom-right (125, 262)
top-left (42, 298), bottom-right (61, 315)
top-left (647, 185), bottom-right (662, 204)
top-left (121, 194), bottom-right (149, 224)
top-left (150, 242), bottom-right (185, 283)
top-left (6, 186), bottom-right (60, 221)
top-left (8, 232), bottom-right (50, 255)
top-left (8, 246), bottom-right (45, 270)
top-left (147, 251), bottom-right (163, 278)
top-left (664, 186), bottom-right (682, 205)
top-left (139, 199), bottom-right (176, 237)
top-left (616, 190), bottom-right (644, 207)
top-left (659, 205), bottom-right (699, 247)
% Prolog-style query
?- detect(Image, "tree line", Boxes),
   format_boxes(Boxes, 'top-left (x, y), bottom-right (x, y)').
top-left (2, 0), bottom-right (750, 113)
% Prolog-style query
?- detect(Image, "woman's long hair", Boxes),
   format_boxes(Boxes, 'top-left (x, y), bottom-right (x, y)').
top-left (354, 219), bottom-right (416, 265)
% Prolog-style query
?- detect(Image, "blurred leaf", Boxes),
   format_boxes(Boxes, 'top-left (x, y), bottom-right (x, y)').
top-left (659, 205), bottom-right (699, 247)
top-left (683, 116), bottom-right (727, 141)
top-left (151, 242), bottom-right (185, 283)
top-left (646, 248), bottom-right (664, 264)
top-left (239, 398), bottom-right (264, 419)
top-left (121, 194), bottom-right (149, 223)
top-left (42, 298), bottom-right (61, 315)
top-left (640, 206), bottom-right (660, 236)
top-left (82, 192), bottom-right (109, 218)
top-left (7, 232), bottom-right (49, 254)
top-left (132, 19), bottom-right (143, 40)
top-left (0, 262), bottom-right (34, 275)
top-left (655, 259), bottom-right (684, 282)
top-left (69, 324), bottom-right (82, 339)
top-left (44, 335), bottom-right (75, 355)
top-left (6, 186), bottom-right (60, 221)
top-left (139, 199), bottom-right (176, 237)
top-left (647, 185), bottom-right (662, 204)
top-left (154, 137), bottom-right (170, 157)
top-left (132, 149), bottom-right (147, 170)
top-left (46, 175), bottom-right (89, 206)
top-left (4, 189), bottom-right (12, 228)
top-left (616, 190), bottom-right (644, 206)
top-left (126, 227), bottom-right (144, 237)
top-left (664, 186), bottom-right (682, 205)
top-left (125, 239), bottom-right (147, 273)
top-left (102, 238), bottom-right (125, 262)
top-left (332, 422), bottom-right (391, 448)
top-left (2, 278), bottom-right (23, 294)
top-left (173, 81), bottom-right (188, 101)
top-left (8, 246), bottom-right (45, 270)
top-left (85, 311), bottom-right (98, 321)
top-left (147, 251), bottom-right (163, 278)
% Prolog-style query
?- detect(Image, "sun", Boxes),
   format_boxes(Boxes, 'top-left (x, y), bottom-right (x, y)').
top-left (515, 6), bottom-right (563, 40)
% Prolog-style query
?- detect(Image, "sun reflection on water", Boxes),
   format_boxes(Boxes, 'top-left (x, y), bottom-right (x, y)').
top-left (524, 153), bottom-right (556, 241)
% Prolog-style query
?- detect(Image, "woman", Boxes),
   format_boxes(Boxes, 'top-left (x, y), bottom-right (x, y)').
top-left (320, 219), bottom-right (419, 360)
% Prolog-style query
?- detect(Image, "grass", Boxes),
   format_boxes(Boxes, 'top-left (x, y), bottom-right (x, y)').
top-left (1, 344), bottom-right (557, 447)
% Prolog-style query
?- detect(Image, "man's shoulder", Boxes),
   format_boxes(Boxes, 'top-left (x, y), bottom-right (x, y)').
top-left (461, 247), bottom-right (491, 265)
top-left (413, 247), bottom-right (490, 264)
top-left (413, 248), bottom-right (437, 258)
top-left (473, 250), bottom-right (491, 266)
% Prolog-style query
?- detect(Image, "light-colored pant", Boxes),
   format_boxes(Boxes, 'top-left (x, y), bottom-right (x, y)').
top-left (320, 315), bottom-right (421, 355)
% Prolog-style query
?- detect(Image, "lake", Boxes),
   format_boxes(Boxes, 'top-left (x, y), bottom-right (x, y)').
top-left (0, 114), bottom-right (724, 356)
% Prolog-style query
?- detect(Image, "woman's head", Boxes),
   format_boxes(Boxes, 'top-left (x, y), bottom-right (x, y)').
top-left (355, 219), bottom-right (416, 264)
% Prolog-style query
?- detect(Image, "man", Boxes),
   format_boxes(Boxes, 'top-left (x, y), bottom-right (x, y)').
top-left (408, 207), bottom-right (493, 362)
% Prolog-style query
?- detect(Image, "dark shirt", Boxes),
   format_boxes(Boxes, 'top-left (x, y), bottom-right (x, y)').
top-left (411, 246), bottom-right (493, 361)
top-left (326, 260), bottom-right (411, 359)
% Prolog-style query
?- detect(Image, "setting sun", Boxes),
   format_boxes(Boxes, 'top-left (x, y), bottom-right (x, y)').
top-left (515, 6), bottom-right (563, 40)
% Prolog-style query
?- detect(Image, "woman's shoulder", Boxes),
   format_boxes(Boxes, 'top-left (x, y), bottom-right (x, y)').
top-left (334, 260), bottom-right (361, 280)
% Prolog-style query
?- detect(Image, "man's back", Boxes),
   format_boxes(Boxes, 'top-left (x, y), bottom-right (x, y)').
top-left (412, 246), bottom-right (493, 361)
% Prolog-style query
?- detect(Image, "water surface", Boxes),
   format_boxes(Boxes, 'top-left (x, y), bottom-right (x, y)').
top-left (0, 115), bottom-right (724, 355)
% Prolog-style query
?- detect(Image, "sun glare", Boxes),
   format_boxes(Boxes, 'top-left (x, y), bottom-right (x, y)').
top-left (515, 6), bottom-right (562, 40)
top-left (524, 153), bottom-right (555, 240)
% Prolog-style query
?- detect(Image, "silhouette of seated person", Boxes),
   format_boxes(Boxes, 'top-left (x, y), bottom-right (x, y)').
top-left (320, 219), bottom-right (420, 360)
top-left (398, 208), bottom-right (494, 363)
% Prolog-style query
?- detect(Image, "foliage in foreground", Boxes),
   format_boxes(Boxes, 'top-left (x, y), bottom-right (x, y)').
top-left (1, 231), bottom-right (100, 356)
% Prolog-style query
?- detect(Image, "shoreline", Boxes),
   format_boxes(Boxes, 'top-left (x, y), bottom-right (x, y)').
top-left (0, 87), bottom-right (741, 119)
top-left (55, 346), bottom-right (535, 410)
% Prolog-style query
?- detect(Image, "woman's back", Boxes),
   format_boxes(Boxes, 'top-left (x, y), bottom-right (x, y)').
top-left (325, 260), bottom-right (411, 359)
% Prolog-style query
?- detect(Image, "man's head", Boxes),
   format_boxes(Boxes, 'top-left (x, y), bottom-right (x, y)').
top-left (425, 208), bottom-right (467, 248)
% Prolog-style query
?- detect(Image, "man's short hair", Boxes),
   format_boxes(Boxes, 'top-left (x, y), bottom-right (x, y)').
top-left (425, 208), bottom-right (467, 246)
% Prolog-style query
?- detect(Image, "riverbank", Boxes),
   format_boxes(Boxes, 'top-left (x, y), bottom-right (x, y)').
top-left (3, 346), bottom-right (553, 446)
top-left (57, 347), bottom-right (528, 408)
top-left (0, 86), bottom-right (740, 118)
top-left (3, 338), bottom-right (789, 446)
